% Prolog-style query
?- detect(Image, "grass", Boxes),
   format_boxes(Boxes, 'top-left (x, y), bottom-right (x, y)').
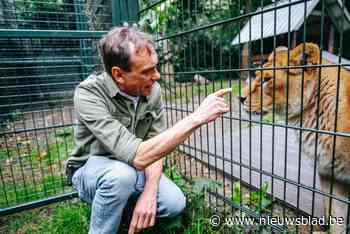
top-left (0, 199), bottom-right (90, 234)
top-left (0, 165), bottom-right (279, 234)
top-left (0, 126), bottom-right (75, 208)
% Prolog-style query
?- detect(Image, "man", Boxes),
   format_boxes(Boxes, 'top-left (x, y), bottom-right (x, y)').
top-left (65, 27), bottom-right (230, 234)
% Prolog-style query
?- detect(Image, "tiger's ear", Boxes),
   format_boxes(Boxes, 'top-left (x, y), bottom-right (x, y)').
top-left (289, 43), bottom-right (320, 74)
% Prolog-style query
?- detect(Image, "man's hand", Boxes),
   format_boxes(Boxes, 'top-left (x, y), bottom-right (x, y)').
top-left (133, 88), bottom-right (231, 170)
top-left (128, 189), bottom-right (157, 234)
top-left (191, 88), bottom-right (231, 125)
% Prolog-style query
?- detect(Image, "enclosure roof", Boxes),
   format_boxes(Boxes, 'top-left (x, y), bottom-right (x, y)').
top-left (322, 51), bottom-right (350, 70)
top-left (231, 0), bottom-right (350, 45)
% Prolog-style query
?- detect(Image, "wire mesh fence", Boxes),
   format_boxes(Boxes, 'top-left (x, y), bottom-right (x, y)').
top-left (0, 0), bottom-right (113, 30)
top-left (139, 0), bottom-right (350, 233)
top-left (0, 0), bottom-right (350, 233)
top-left (0, 0), bottom-right (110, 215)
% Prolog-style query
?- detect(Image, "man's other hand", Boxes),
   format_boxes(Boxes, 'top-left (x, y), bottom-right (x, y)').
top-left (191, 88), bottom-right (231, 125)
top-left (128, 189), bottom-right (157, 234)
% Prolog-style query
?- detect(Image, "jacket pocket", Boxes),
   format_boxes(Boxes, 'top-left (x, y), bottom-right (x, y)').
top-left (112, 113), bottom-right (131, 128)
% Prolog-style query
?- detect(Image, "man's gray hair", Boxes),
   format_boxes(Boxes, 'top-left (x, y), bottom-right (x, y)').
top-left (98, 27), bottom-right (154, 77)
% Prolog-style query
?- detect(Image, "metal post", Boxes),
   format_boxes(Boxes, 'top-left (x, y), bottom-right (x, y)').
top-left (111, 0), bottom-right (139, 26)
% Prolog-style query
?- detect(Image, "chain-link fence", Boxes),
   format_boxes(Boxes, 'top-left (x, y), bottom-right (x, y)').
top-left (1, 0), bottom-right (350, 233)
top-left (139, 0), bottom-right (350, 233)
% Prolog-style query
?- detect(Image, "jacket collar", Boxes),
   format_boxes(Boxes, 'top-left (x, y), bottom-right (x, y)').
top-left (103, 72), bottom-right (149, 101)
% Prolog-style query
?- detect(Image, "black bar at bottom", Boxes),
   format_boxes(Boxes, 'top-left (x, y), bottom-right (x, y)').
top-left (0, 191), bottom-right (78, 217)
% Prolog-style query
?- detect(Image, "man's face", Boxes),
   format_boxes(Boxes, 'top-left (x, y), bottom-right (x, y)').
top-left (114, 45), bottom-right (160, 97)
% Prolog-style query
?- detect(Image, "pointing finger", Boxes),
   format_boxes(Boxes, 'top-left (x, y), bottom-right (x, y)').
top-left (213, 88), bottom-right (232, 97)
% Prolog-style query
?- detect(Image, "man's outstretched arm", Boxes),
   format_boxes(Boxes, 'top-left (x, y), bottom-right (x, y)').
top-left (132, 88), bottom-right (231, 170)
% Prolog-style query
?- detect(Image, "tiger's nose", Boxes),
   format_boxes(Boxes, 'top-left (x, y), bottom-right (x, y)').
top-left (239, 96), bottom-right (247, 103)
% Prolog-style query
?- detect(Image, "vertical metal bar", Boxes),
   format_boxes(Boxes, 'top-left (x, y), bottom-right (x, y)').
top-left (296, 2), bottom-right (308, 233)
top-left (74, 0), bottom-right (89, 76)
top-left (271, 1), bottom-right (278, 219)
top-left (259, 0), bottom-right (264, 215)
top-left (128, 0), bottom-right (139, 24)
top-left (211, 28), bottom-right (218, 209)
top-left (247, 0), bottom-right (253, 210)
top-left (162, 43), bottom-right (171, 169)
top-left (203, 25), bottom-right (212, 207)
top-left (329, 0), bottom-right (345, 230)
top-left (228, 0), bottom-right (234, 215)
top-left (283, 0), bottom-right (292, 225)
top-left (219, 22), bottom-right (225, 211)
top-left (180, 39), bottom-right (191, 177)
top-left (187, 6), bottom-right (192, 178)
top-left (238, 0), bottom-right (243, 219)
top-left (184, 45), bottom-right (190, 177)
top-left (178, 37), bottom-right (184, 173)
top-left (195, 28), bottom-right (203, 178)
top-left (191, 33), bottom-right (197, 179)
top-left (310, 0), bottom-right (325, 232)
top-left (111, 0), bottom-right (121, 26)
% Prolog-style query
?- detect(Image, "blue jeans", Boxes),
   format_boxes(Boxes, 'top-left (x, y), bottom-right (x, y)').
top-left (71, 156), bottom-right (186, 234)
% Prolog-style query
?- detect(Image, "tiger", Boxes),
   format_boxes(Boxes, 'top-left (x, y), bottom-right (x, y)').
top-left (240, 43), bottom-right (350, 234)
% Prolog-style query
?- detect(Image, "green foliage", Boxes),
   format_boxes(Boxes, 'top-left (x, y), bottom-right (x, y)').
top-left (0, 174), bottom-right (67, 208)
top-left (33, 201), bottom-right (90, 234)
top-left (0, 126), bottom-right (74, 208)
top-left (232, 181), bottom-right (242, 204)
top-left (139, 0), bottom-right (241, 82)
top-left (2, 166), bottom-right (229, 234)
top-left (3, 200), bottom-right (90, 234)
top-left (119, 165), bottom-right (232, 233)
top-left (1, 165), bottom-right (279, 233)
top-left (248, 182), bottom-right (273, 213)
top-left (139, 0), bottom-right (276, 83)
top-left (231, 182), bottom-right (273, 214)
top-left (139, 0), bottom-right (178, 34)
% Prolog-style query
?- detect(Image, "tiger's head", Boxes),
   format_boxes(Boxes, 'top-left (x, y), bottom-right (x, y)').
top-left (240, 43), bottom-right (320, 118)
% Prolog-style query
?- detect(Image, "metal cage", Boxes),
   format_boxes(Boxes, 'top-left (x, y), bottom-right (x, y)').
top-left (0, 0), bottom-right (349, 233)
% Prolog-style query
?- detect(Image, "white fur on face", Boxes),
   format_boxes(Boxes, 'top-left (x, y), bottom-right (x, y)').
top-left (263, 82), bottom-right (269, 90)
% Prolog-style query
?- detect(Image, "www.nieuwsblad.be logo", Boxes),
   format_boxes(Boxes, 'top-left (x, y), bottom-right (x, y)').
top-left (209, 215), bottom-right (345, 227)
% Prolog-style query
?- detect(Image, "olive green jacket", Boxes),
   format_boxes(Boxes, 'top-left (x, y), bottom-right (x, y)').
top-left (65, 72), bottom-right (166, 170)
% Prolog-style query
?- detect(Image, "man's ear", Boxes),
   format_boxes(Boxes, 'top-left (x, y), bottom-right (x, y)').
top-left (111, 66), bottom-right (124, 84)
top-left (289, 43), bottom-right (320, 74)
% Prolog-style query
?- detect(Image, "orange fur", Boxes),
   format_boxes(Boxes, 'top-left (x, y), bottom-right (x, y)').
top-left (240, 43), bottom-right (350, 233)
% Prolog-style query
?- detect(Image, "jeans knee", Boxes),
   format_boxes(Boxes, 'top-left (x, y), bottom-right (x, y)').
top-left (99, 167), bottom-right (137, 199)
top-left (165, 189), bottom-right (186, 217)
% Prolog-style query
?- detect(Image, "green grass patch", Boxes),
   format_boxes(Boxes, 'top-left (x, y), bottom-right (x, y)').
top-left (0, 166), bottom-right (275, 234)
top-left (1, 199), bottom-right (90, 234)
top-left (0, 127), bottom-right (75, 208)
top-left (232, 182), bottom-right (273, 214)
top-left (0, 174), bottom-right (68, 208)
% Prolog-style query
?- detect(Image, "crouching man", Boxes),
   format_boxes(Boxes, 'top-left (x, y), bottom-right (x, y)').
top-left (65, 26), bottom-right (231, 234)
